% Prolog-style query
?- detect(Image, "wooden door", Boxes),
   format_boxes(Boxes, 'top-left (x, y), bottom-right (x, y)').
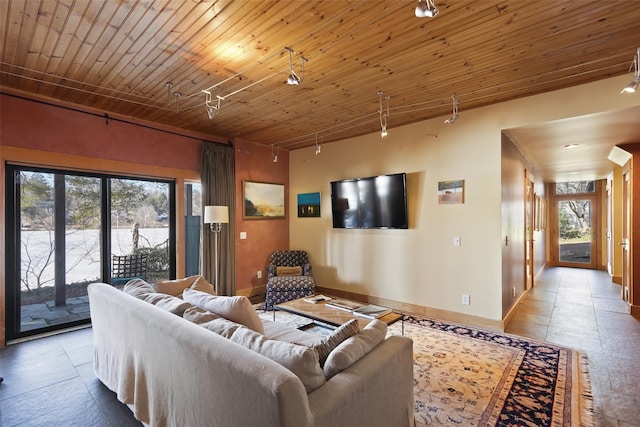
top-left (525, 172), bottom-right (534, 290)
top-left (622, 170), bottom-right (630, 302)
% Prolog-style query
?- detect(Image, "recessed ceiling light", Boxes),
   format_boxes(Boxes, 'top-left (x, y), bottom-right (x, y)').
top-left (564, 144), bottom-right (581, 149)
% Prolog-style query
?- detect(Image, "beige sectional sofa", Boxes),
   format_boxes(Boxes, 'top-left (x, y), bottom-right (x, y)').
top-left (87, 280), bottom-right (414, 427)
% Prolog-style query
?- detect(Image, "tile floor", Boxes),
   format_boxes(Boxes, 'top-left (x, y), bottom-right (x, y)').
top-left (0, 266), bottom-right (638, 426)
top-left (506, 267), bottom-right (640, 427)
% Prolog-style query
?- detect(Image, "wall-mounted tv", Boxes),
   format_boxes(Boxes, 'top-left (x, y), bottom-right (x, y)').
top-left (330, 172), bottom-right (408, 229)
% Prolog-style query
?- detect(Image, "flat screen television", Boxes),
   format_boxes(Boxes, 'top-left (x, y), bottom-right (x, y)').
top-left (330, 173), bottom-right (408, 229)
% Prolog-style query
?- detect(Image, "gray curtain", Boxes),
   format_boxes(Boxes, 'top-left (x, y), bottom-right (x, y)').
top-left (201, 142), bottom-right (236, 296)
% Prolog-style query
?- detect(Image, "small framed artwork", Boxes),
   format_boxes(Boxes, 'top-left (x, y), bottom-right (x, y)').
top-left (297, 192), bottom-right (321, 217)
top-left (438, 180), bottom-right (464, 204)
top-left (243, 181), bottom-right (285, 219)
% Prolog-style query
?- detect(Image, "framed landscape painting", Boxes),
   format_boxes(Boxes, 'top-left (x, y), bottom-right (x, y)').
top-left (243, 181), bottom-right (285, 219)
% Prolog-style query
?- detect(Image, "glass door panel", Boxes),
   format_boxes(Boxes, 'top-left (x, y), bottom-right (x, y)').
top-left (558, 199), bottom-right (592, 264)
top-left (110, 178), bottom-right (171, 284)
top-left (18, 172), bottom-right (101, 333)
top-left (7, 165), bottom-right (176, 340)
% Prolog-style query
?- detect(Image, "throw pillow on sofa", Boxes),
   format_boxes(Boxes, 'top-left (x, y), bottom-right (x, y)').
top-left (123, 278), bottom-right (154, 299)
top-left (183, 306), bottom-right (220, 324)
top-left (153, 275), bottom-right (201, 297)
top-left (307, 319), bottom-right (360, 367)
top-left (323, 320), bottom-right (387, 379)
top-left (183, 288), bottom-right (265, 334)
top-left (200, 317), bottom-right (246, 338)
top-left (229, 327), bottom-right (326, 393)
top-left (123, 279), bottom-right (193, 316)
top-left (146, 294), bottom-right (193, 316)
top-left (189, 276), bottom-right (216, 295)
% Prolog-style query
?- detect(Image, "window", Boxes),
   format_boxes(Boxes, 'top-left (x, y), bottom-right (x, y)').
top-left (5, 165), bottom-right (176, 340)
top-left (555, 181), bottom-right (595, 194)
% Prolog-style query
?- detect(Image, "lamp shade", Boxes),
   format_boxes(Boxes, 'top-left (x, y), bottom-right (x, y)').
top-left (204, 205), bottom-right (229, 224)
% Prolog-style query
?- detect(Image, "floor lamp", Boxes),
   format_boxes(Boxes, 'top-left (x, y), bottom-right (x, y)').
top-left (204, 205), bottom-right (229, 293)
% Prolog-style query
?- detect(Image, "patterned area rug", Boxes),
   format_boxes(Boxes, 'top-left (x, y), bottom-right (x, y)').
top-left (259, 309), bottom-right (594, 426)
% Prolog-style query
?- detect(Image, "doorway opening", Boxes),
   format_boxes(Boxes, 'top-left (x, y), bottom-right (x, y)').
top-left (549, 181), bottom-right (600, 269)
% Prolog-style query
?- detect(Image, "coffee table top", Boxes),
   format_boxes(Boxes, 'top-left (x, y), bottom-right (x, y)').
top-left (274, 296), bottom-right (403, 329)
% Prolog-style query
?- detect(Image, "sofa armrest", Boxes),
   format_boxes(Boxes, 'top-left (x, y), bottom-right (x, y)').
top-left (308, 335), bottom-right (414, 427)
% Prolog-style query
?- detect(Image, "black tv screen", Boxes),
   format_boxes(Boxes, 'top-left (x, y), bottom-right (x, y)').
top-left (330, 173), bottom-right (408, 229)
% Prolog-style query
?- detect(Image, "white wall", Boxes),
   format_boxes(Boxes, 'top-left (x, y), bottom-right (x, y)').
top-left (289, 75), bottom-right (639, 322)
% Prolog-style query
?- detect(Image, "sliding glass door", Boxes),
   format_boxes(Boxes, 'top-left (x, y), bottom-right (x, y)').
top-left (5, 165), bottom-right (176, 340)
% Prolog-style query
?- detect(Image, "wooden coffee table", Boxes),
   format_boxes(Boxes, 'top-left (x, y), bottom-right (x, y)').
top-left (274, 296), bottom-right (403, 332)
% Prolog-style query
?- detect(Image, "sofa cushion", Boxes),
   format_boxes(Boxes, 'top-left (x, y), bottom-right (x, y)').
top-left (323, 320), bottom-right (387, 379)
top-left (229, 327), bottom-right (326, 393)
top-left (276, 266), bottom-right (303, 276)
top-left (310, 319), bottom-right (360, 367)
top-left (200, 317), bottom-right (247, 338)
top-left (123, 278), bottom-right (155, 299)
top-left (262, 321), bottom-right (323, 347)
top-left (183, 306), bottom-right (220, 324)
top-left (183, 289), bottom-right (264, 334)
top-left (153, 275), bottom-right (201, 296)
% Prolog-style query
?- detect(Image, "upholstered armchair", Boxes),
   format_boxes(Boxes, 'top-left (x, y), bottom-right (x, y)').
top-left (264, 250), bottom-right (315, 310)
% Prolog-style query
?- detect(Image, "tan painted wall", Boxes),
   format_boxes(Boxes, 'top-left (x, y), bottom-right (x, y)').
top-left (289, 75), bottom-right (640, 322)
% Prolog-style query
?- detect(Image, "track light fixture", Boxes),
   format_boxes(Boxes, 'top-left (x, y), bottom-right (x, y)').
top-left (444, 95), bottom-right (459, 124)
top-left (285, 47), bottom-right (307, 85)
top-left (378, 90), bottom-right (390, 138)
top-left (165, 82), bottom-right (173, 105)
top-left (203, 90), bottom-right (223, 119)
top-left (315, 133), bottom-right (322, 155)
top-left (271, 145), bottom-right (279, 163)
top-left (415, 0), bottom-right (439, 18)
top-left (621, 47), bottom-right (640, 94)
top-left (173, 92), bottom-right (181, 113)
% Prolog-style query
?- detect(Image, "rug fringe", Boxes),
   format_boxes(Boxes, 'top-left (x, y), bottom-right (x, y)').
top-left (578, 353), bottom-right (595, 427)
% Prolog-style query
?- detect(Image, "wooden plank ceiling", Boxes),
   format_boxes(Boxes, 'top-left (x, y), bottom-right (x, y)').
top-left (1, 0), bottom-right (639, 155)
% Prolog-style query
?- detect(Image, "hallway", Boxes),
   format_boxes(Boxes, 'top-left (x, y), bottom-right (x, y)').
top-left (506, 267), bottom-right (640, 426)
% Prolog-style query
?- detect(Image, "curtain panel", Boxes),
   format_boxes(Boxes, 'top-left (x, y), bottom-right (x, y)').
top-left (201, 142), bottom-right (236, 295)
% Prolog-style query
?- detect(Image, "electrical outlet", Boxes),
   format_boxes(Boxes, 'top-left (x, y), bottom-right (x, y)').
top-left (453, 236), bottom-right (461, 246)
top-left (257, 270), bottom-right (262, 279)
top-left (462, 294), bottom-right (470, 305)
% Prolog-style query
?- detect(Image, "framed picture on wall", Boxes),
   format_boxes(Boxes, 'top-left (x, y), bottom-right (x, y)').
top-left (438, 180), bottom-right (464, 204)
top-left (243, 181), bottom-right (285, 219)
top-left (297, 192), bottom-right (321, 217)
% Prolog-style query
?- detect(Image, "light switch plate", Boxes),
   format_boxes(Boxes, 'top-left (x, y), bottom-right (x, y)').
top-left (453, 236), bottom-right (461, 246)
top-left (240, 232), bottom-right (247, 239)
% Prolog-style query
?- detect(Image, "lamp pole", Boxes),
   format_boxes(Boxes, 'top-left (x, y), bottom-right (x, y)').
top-left (210, 222), bottom-right (222, 293)
top-left (204, 205), bottom-right (229, 294)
